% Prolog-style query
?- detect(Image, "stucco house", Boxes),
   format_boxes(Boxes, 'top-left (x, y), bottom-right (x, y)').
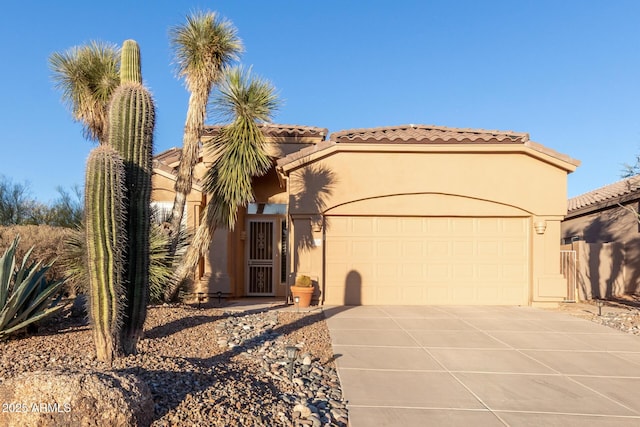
top-left (152, 124), bottom-right (579, 306)
top-left (561, 175), bottom-right (640, 299)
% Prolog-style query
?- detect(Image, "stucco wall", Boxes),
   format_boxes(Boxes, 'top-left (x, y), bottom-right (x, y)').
top-left (562, 203), bottom-right (640, 295)
top-left (288, 151), bottom-right (568, 216)
top-left (285, 146), bottom-right (572, 305)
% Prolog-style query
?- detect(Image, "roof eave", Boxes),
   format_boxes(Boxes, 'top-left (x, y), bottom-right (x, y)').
top-left (277, 141), bottom-right (580, 175)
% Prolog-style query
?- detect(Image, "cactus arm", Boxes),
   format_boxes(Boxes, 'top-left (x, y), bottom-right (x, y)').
top-left (120, 39), bottom-right (142, 84)
top-left (84, 145), bottom-right (126, 364)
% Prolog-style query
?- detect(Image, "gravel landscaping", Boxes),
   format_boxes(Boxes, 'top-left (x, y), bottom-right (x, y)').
top-left (0, 301), bottom-right (348, 426)
top-left (555, 297), bottom-right (640, 335)
top-left (4, 297), bottom-right (640, 426)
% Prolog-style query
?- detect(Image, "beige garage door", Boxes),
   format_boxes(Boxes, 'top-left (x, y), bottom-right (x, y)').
top-left (324, 217), bottom-right (529, 305)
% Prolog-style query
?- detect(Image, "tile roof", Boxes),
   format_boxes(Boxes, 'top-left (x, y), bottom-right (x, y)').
top-left (153, 147), bottom-right (181, 167)
top-left (203, 123), bottom-right (328, 139)
top-left (276, 124), bottom-right (579, 171)
top-left (568, 175), bottom-right (640, 213)
top-left (330, 124), bottom-right (530, 144)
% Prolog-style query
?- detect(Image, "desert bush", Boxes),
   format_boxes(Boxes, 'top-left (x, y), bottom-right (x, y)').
top-left (59, 215), bottom-right (190, 303)
top-left (0, 225), bottom-right (74, 294)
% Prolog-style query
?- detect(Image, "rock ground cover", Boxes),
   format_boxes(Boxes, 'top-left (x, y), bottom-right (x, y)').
top-left (554, 297), bottom-right (640, 335)
top-left (4, 297), bottom-right (640, 426)
top-left (0, 302), bottom-right (348, 426)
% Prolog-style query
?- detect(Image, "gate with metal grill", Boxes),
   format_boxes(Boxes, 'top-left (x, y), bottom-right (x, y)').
top-left (246, 219), bottom-right (276, 295)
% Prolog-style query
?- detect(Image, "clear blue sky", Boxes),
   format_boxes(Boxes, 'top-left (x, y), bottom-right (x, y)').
top-left (1, 0), bottom-right (639, 203)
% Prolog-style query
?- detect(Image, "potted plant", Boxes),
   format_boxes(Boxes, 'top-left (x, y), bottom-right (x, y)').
top-left (290, 275), bottom-right (314, 308)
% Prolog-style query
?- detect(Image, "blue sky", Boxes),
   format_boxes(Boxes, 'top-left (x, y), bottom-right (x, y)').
top-left (1, 0), bottom-right (639, 203)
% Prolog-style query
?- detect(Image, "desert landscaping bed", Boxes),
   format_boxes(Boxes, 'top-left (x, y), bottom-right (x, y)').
top-left (0, 302), bottom-right (348, 426)
top-left (554, 297), bottom-right (640, 335)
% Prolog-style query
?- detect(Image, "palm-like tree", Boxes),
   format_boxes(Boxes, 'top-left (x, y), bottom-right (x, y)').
top-left (165, 66), bottom-right (279, 300)
top-left (49, 41), bottom-right (120, 144)
top-left (167, 11), bottom-right (243, 255)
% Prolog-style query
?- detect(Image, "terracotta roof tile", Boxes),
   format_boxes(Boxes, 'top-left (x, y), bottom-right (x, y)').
top-left (330, 124), bottom-right (530, 144)
top-left (203, 123), bottom-right (328, 139)
top-left (568, 175), bottom-right (640, 213)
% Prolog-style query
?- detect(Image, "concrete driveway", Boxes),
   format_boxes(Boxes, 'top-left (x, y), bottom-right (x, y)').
top-left (324, 305), bottom-right (640, 426)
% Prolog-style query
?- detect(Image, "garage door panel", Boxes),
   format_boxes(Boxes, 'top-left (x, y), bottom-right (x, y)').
top-left (427, 241), bottom-right (450, 256)
top-left (452, 286), bottom-right (476, 302)
top-left (402, 240), bottom-right (424, 256)
top-left (325, 217), bottom-right (529, 305)
top-left (426, 264), bottom-right (450, 280)
top-left (401, 263), bottom-right (424, 279)
top-left (328, 217), bottom-right (350, 234)
top-left (503, 264), bottom-right (527, 280)
top-left (503, 218), bottom-right (527, 234)
top-left (452, 264), bottom-right (474, 279)
top-left (477, 240), bottom-right (500, 256)
top-left (376, 263), bottom-right (398, 279)
top-left (352, 217), bottom-right (374, 234)
top-left (376, 241), bottom-right (399, 257)
top-left (376, 217), bottom-right (399, 234)
top-left (452, 218), bottom-right (474, 234)
top-left (453, 240), bottom-right (474, 256)
top-left (401, 218), bottom-right (425, 234)
top-left (503, 240), bottom-right (527, 257)
top-left (426, 218), bottom-right (450, 234)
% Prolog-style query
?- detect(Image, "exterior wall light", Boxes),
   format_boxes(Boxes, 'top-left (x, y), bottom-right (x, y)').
top-left (534, 220), bottom-right (547, 235)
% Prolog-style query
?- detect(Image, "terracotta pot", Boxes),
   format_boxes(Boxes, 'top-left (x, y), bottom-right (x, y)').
top-left (290, 285), bottom-right (314, 308)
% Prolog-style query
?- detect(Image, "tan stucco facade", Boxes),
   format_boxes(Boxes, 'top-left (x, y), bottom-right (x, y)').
top-left (151, 125), bottom-right (326, 300)
top-left (279, 142), bottom-right (578, 306)
top-left (153, 124), bottom-right (579, 306)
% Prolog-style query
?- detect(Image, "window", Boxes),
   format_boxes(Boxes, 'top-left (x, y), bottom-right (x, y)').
top-left (247, 203), bottom-right (287, 215)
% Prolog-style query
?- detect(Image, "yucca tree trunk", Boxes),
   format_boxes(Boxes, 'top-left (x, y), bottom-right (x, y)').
top-left (164, 12), bottom-right (243, 296)
top-left (164, 67), bottom-right (278, 301)
top-left (167, 89), bottom-right (207, 255)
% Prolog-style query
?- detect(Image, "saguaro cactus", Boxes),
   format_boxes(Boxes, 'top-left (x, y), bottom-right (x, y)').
top-left (84, 145), bottom-right (126, 364)
top-left (119, 39), bottom-right (141, 84)
top-left (108, 39), bottom-right (155, 354)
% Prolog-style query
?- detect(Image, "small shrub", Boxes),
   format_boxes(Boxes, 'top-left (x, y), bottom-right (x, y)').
top-left (58, 215), bottom-right (190, 304)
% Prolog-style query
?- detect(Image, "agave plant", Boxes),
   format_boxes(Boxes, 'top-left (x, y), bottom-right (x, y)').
top-left (0, 236), bottom-right (65, 340)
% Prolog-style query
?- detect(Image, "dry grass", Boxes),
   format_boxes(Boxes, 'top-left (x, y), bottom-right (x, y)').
top-left (0, 225), bottom-right (75, 292)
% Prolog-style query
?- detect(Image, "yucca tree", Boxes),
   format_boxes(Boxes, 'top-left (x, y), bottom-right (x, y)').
top-left (49, 41), bottom-right (120, 144)
top-left (165, 66), bottom-right (279, 300)
top-left (167, 10), bottom-right (243, 255)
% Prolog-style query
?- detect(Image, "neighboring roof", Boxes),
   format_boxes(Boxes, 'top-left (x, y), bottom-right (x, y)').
top-left (277, 124), bottom-right (580, 172)
top-left (203, 123), bottom-right (328, 140)
top-left (330, 124), bottom-right (529, 144)
top-left (153, 147), bottom-right (181, 167)
top-left (567, 175), bottom-right (640, 216)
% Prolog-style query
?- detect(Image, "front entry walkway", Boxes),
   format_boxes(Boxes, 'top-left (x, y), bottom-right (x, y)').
top-left (324, 305), bottom-right (640, 426)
